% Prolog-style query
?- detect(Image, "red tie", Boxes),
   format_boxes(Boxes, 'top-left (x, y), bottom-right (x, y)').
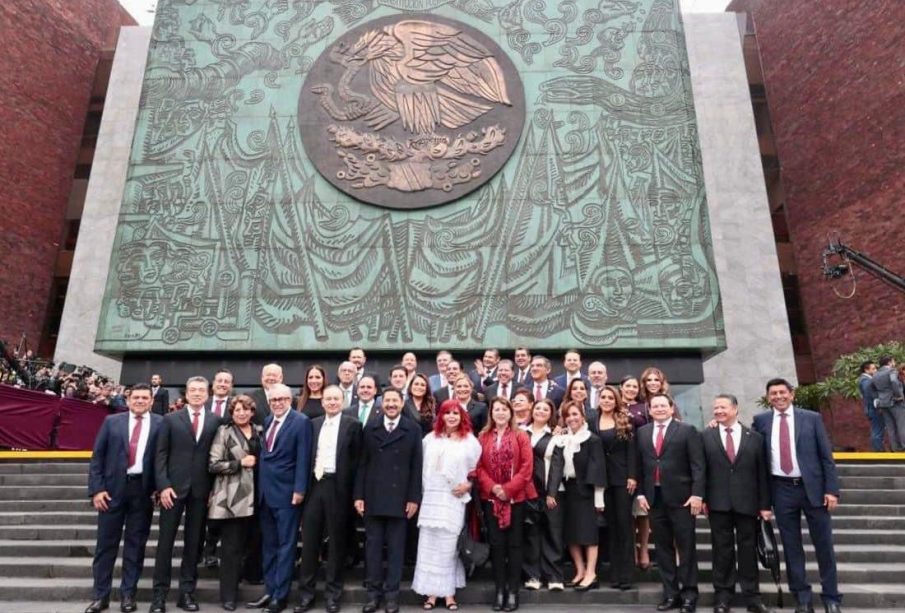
top-left (191, 411), bottom-right (200, 438)
top-left (266, 420), bottom-right (279, 452)
top-left (128, 414), bottom-right (143, 467)
top-left (779, 412), bottom-right (793, 474)
top-left (654, 423), bottom-right (666, 484)
top-left (534, 383), bottom-right (543, 402)
top-left (725, 427), bottom-right (736, 463)
top-left (501, 384), bottom-right (508, 399)
top-left (214, 399), bottom-right (224, 418)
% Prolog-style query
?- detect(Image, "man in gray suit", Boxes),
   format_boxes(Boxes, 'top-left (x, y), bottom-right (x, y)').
top-left (871, 356), bottom-right (905, 451)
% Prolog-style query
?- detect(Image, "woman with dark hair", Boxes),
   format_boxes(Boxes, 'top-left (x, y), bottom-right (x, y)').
top-left (522, 398), bottom-right (566, 592)
top-left (620, 375), bottom-right (648, 430)
top-left (406, 373), bottom-right (437, 435)
top-left (476, 398), bottom-right (537, 612)
top-left (563, 378), bottom-right (590, 413)
top-left (413, 400), bottom-right (482, 610)
top-left (208, 395), bottom-right (262, 611)
top-left (589, 386), bottom-right (637, 589)
top-left (511, 388), bottom-right (534, 427)
top-left (297, 365), bottom-right (327, 419)
top-left (560, 400), bottom-right (607, 592)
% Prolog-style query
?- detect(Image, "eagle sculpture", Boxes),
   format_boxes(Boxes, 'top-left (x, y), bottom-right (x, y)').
top-left (312, 20), bottom-right (512, 135)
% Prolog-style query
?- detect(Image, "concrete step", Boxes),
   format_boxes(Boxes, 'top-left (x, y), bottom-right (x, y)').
top-left (0, 485), bottom-right (88, 500)
top-left (837, 475), bottom-right (905, 489)
top-left (0, 474), bottom-right (87, 486)
top-left (0, 577), bottom-right (900, 608)
top-left (0, 499), bottom-right (90, 512)
top-left (0, 463), bottom-right (89, 475)
top-left (836, 463), bottom-right (905, 476)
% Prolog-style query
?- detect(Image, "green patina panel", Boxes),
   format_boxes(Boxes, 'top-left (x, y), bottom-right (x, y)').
top-left (96, 0), bottom-right (725, 353)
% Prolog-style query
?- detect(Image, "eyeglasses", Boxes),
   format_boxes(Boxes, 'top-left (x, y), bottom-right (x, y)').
top-left (269, 397), bottom-right (292, 404)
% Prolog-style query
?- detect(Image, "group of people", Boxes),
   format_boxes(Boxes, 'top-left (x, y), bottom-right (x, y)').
top-left (85, 347), bottom-right (844, 613)
top-left (857, 355), bottom-right (905, 451)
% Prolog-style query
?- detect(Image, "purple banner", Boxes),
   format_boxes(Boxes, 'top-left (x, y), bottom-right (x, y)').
top-left (56, 398), bottom-right (109, 451)
top-left (0, 385), bottom-right (58, 450)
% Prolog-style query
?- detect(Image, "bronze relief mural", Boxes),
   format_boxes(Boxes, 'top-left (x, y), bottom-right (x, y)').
top-left (97, 0), bottom-right (725, 352)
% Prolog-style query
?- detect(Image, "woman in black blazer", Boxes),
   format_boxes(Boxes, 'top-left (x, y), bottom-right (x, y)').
top-left (522, 398), bottom-right (566, 591)
top-left (589, 386), bottom-right (637, 590)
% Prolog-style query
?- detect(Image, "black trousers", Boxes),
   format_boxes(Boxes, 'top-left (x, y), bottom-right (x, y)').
top-left (92, 477), bottom-right (153, 600)
top-left (299, 476), bottom-right (352, 602)
top-left (202, 516), bottom-right (222, 559)
top-left (604, 485), bottom-right (634, 585)
top-left (243, 517), bottom-right (264, 582)
top-left (650, 489), bottom-right (698, 602)
top-left (152, 494), bottom-right (207, 597)
top-left (708, 510), bottom-right (760, 606)
top-left (482, 501), bottom-right (525, 592)
top-left (216, 516), bottom-right (253, 603)
top-left (523, 495), bottom-right (563, 583)
top-left (364, 515), bottom-right (408, 601)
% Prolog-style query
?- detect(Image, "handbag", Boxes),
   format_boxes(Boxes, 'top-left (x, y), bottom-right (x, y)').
top-left (756, 516), bottom-right (783, 608)
top-left (457, 526), bottom-right (490, 577)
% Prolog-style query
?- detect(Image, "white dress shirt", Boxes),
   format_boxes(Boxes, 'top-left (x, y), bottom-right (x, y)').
top-left (383, 416), bottom-right (399, 432)
top-left (127, 412), bottom-right (150, 474)
top-left (497, 381), bottom-right (511, 399)
top-left (211, 396), bottom-right (229, 419)
top-left (770, 408), bottom-right (801, 477)
top-left (315, 413), bottom-right (341, 476)
top-left (187, 406), bottom-right (205, 442)
top-left (534, 380), bottom-right (551, 397)
top-left (651, 417), bottom-right (672, 446)
top-left (266, 416), bottom-right (285, 451)
top-left (720, 422), bottom-right (741, 454)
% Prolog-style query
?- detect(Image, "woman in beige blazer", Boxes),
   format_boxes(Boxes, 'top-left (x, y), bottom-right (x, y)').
top-left (208, 395), bottom-right (262, 610)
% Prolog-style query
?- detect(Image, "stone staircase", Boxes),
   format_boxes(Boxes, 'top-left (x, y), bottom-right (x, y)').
top-left (0, 461), bottom-right (902, 609)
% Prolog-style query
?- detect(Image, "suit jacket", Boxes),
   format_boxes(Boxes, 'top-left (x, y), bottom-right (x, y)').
top-left (476, 428), bottom-right (538, 503)
top-left (337, 384), bottom-right (359, 408)
top-left (258, 409), bottom-right (313, 507)
top-left (529, 431), bottom-right (564, 498)
top-left (344, 397), bottom-right (386, 425)
top-left (151, 386), bottom-right (169, 416)
top-left (208, 422), bottom-right (262, 519)
top-left (513, 368), bottom-right (533, 388)
top-left (484, 380), bottom-right (516, 403)
top-left (88, 412), bottom-right (162, 503)
top-left (354, 416), bottom-right (423, 517)
top-left (205, 396), bottom-right (234, 420)
top-left (154, 407), bottom-right (221, 499)
top-left (250, 388), bottom-right (273, 426)
top-left (433, 385), bottom-right (454, 405)
top-left (309, 414), bottom-right (363, 501)
top-left (636, 420), bottom-right (705, 507)
top-left (702, 425), bottom-right (770, 516)
top-left (752, 408), bottom-right (840, 508)
top-left (587, 413), bottom-right (637, 488)
top-left (462, 399), bottom-right (488, 433)
top-left (539, 380), bottom-right (566, 407)
top-left (858, 373), bottom-right (878, 414)
top-left (553, 373), bottom-right (590, 394)
top-left (468, 367), bottom-right (497, 391)
top-left (872, 365), bottom-right (904, 409)
top-left (427, 373), bottom-right (446, 394)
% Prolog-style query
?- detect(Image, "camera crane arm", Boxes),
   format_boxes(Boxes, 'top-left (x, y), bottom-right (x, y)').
top-left (822, 236), bottom-right (905, 294)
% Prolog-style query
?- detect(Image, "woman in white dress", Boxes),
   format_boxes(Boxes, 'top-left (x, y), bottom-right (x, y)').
top-left (413, 399), bottom-right (482, 610)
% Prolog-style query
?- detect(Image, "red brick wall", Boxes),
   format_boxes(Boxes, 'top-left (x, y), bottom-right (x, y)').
top-left (730, 0), bottom-right (905, 448)
top-left (0, 0), bottom-right (134, 351)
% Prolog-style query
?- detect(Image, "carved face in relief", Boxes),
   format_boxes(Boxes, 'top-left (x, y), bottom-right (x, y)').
top-left (298, 15), bottom-right (525, 209)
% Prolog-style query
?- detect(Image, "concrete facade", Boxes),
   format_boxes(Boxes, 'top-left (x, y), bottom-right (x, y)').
top-left (686, 13), bottom-right (797, 419)
top-left (54, 27), bottom-right (153, 381)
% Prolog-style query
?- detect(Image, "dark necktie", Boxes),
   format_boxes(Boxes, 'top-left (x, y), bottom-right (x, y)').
top-left (214, 399), bottom-right (224, 418)
top-left (500, 383), bottom-right (508, 399)
top-left (779, 412), bottom-right (793, 474)
top-left (128, 414), bottom-right (143, 467)
top-left (654, 423), bottom-right (665, 484)
top-left (387, 421), bottom-right (395, 433)
top-left (191, 410), bottom-right (200, 438)
top-left (266, 420), bottom-right (279, 452)
top-left (725, 427), bottom-right (736, 463)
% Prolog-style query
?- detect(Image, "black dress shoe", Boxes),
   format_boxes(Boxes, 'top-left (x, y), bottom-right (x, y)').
top-left (264, 599), bottom-right (287, 613)
top-left (680, 600), bottom-right (697, 613)
top-left (384, 601), bottom-right (400, 613)
top-left (223, 604), bottom-right (237, 612)
top-left (362, 600), bottom-right (380, 613)
top-left (503, 592), bottom-right (519, 612)
top-left (294, 597), bottom-right (315, 613)
top-left (326, 600), bottom-right (340, 613)
top-left (747, 604), bottom-right (774, 613)
top-left (248, 594), bottom-right (272, 609)
top-left (492, 589), bottom-right (505, 611)
top-left (574, 579), bottom-right (598, 592)
top-left (823, 603), bottom-right (841, 613)
top-left (657, 597), bottom-right (683, 611)
top-left (120, 595), bottom-right (137, 613)
top-left (713, 604), bottom-right (730, 613)
top-left (793, 605), bottom-right (815, 613)
top-left (85, 598), bottom-right (110, 613)
top-left (150, 600), bottom-right (166, 613)
top-left (176, 593), bottom-right (200, 612)
top-left (618, 583), bottom-right (633, 591)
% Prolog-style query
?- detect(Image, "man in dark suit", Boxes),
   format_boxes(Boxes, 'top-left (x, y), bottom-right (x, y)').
top-left (512, 347), bottom-right (533, 387)
top-left (484, 360), bottom-right (515, 402)
top-left (346, 376), bottom-right (382, 424)
top-left (249, 383), bottom-right (312, 613)
top-left (752, 379), bottom-right (842, 613)
top-left (857, 361), bottom-right (884, 452)
top-left (349, 347), bottom-right (381, 388)
top-left (703, 395), bottom-right (773, 613)
top-left (871, 356), bottom-right (905, 451)
top-left (433, 360), bottom-right (464, 404)
top-left (553, 349), bottom-right (590, 391)
top-left (251, 363), bottom-right (283, 427)
top-left (468, 348), bottom-right (500, 390)
top-left (354, 389), bottom-right (422, 613)
top-left (297, 386), bottom-right (363, 613)
top-left (636, 393), bottom-right (705, 613)
top-left (151, 377), bottom-right (221, 613)
top-left (202, 368), bottom-right (236, 568)
top-left (528, 355), bottom-right (565, 407)
top-left (427, 350), bottom-right (452, 393)
top-left (150, 373), bottom-right (169, 415)
top-left (336, 361), bottom-right (360, 409)
top-left (84, 383), bottom-right (161, 613)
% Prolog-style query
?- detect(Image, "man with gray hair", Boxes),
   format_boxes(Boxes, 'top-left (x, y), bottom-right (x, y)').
top-left (337, 361), bottom-right (359, 409)
top-left (252, 364), bottom-right (284, 426)
top-left (151, 376), bottom-right (221, 613)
